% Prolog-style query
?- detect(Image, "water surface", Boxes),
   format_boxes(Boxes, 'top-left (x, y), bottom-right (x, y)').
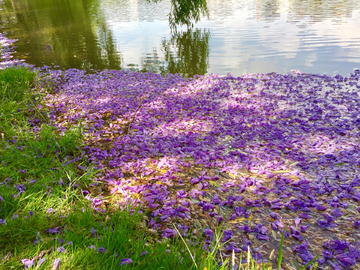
top-left (0, 0), bottom-right (359, 76)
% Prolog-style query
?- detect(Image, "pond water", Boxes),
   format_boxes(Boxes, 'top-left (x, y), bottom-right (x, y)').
top-left (0, 0), bottom-right (360, 77)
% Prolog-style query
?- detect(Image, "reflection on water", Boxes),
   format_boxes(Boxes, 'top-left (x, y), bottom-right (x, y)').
top-left (0, 0), bottom-right (360, 76)
top-left (161, 29), bottom-right (210, 77)
top-left (0, 0), bottom-right (121, 70)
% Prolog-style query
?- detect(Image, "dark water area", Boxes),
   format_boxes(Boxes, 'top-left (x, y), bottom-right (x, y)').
top-left (0, 0), bottom-right (360, 77)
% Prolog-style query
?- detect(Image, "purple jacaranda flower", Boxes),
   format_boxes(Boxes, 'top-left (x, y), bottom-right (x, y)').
top-left (176, 190), bottom-right (187, 199)
top-left (294, 217), bottom-right (301, 227)
top-left (212, 193), bottom-right (221, 204)
top-left (323, 239), bottom-right (350, 251)
top-left (0, 196), bottom-right (3, 202)
top-left (46, 227), bottom-right (61, 234)
top-left (90, 228), bottom-right (97, 237)
top-left (270, 212), bottom-right (278, 219)
top-left (323, 250), bottom-right (333, 260)
top-left (21, 259), bottom-right (34, 269)
top-left (29, 211), bottom-right (33, 217)
top-left (235, 207), bottom-right (245, 217)
top-left (57, 246), bottom-right (65, 253)
top-left (189, 189), bottom-right (203, 198)
top-left (98, 247), bottom-right (108, 253)
top-left (350, 175), bottom-right (360, 187)
top-left (120, 258), bottom-right (133, 266)
top-left (162, 228), bottom-right (177, 238)
top-left (300, 225), bottom-right (308, 233)
top-left (328, 261), bottom-right (343, 270)
top-left (237, 224), bottom-right (252, 233)
top-left (223, 230), bottom-right (233, 242)
top-left (353, 220), bottom-right (360, 228)
top-left (37, 257), bottom-right (46, 268)
top-left (52, 258), bottom-right (61, 270)
top-left (226, 242), bottom-right (241, 253)
top-left (274, 219), bottom-right (284, 229)
top-left (203, 229), bottom-right (214, 240)
top-left (299, 213), bottom-right (311, 219)
top-left (290, 226), bottom-right (302, 241)
top-left (348, 245), bottom-right (360, 260)
top-left (323, 213), bottom-right (335, 222)
top-left (256, 234), bottom-right (269, 241)
top-left (331, 208), bottom-right (342, 217)
top-left (315, 204), bottom-right (327, 211)
top-left (12, 214), bottom-right (18, 220)
top-left (88, 245), bottom-right (96, 249)
top-left (336, 253), bottom-right (356, 267)
top-left (190, 177), bottom-right (200, 185)
top-left (140, 251), bottom-right (148, 257)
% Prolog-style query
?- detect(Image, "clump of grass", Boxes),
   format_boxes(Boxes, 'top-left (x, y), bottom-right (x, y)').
top-left (0, 66), bottom-right (47, 140)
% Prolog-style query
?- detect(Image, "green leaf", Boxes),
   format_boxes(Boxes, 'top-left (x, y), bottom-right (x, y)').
top-left (299, 255), bottom-right (319, 270)
top-left (277, 227), bottom-right (286, 270)
top-left (334, 162), bottom-right (346, 166)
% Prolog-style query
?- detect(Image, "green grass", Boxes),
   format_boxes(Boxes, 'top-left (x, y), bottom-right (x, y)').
top-left (0, 66), bottom-right (320, 270)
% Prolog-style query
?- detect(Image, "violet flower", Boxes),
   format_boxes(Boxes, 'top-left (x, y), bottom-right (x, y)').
top-left (21, 259), bottom-right (34, 269)
top-left (120, 258), bottom-right (133, 266)
top-left (52, 258), bottom-right (61, 270)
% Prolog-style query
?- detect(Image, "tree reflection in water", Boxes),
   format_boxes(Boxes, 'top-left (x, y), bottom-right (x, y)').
top-left (0, 0), bottom-right (121, 70)
top-left (161, 28), bottom-right (210, 77)
top-left (144, 0), bottom-right (210, 77)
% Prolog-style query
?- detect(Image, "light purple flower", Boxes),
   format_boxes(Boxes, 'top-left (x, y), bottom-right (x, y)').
top-left (57, 246), bottom-right (65, 253)
top-left (140, 251), bottom-right (148, 256)
top-left (120, 258), bottom-right (133, 266)
top-left (52, 258), bottom-right (61, 270)
top-left (21, 259), bottom-right (34, 269)
top-left (98, 247), bottom-right (108, 253)
top-left (37, 257), bottom-right (46, 268)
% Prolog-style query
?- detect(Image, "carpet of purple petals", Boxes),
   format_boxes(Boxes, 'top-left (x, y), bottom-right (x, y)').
top-left (39, 67), bottom-right (360, 269)
top-left (2, 29), bottom-right (360, 270)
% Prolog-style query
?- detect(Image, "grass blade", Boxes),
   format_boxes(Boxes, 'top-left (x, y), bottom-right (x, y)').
top-left (277, 227), bottom-right (286, 270)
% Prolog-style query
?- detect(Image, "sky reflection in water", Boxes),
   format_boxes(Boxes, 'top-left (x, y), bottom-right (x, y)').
top-left (0, 0), bottom-right (359, 76)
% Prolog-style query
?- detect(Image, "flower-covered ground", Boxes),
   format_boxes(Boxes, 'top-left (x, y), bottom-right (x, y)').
top-left (2, 23), bottom-right (360, 269)
top-left (39, 65), bottom-right (360, 269)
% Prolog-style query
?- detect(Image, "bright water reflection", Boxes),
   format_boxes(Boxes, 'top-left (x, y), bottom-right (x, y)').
top-left (0, 0), bottom-right (359, 76)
